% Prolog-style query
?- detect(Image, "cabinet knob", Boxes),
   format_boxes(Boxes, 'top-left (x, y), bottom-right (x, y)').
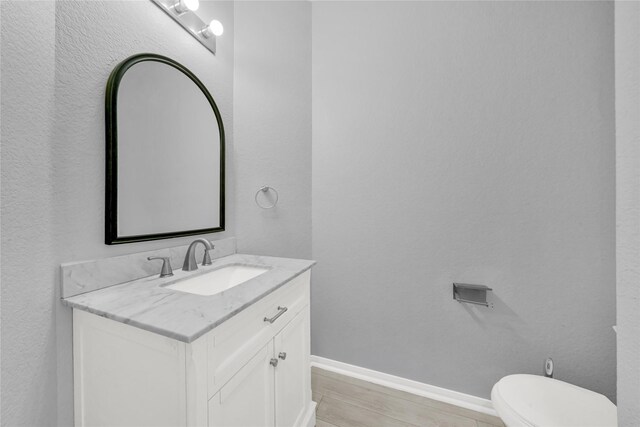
top-left (278, 352), bottom-right (287, 360)
top-left (270, 358), bottom-right (279, 367)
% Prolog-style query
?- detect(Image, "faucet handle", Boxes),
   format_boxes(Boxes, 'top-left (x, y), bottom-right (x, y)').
top-left (147, 256), bottom-right (174, 278)
top-left (202, 245), bottom-right (215, 266)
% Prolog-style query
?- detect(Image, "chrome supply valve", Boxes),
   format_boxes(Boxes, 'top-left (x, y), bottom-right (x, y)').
top-left (544, 358), bottom-right (554, 378)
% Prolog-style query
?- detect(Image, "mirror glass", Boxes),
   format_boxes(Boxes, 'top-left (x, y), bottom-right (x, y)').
top-left (106, 54), bottom-right (224, 244)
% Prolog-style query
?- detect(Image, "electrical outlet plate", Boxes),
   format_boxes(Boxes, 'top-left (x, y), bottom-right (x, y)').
top-left (150, 0), bottom-right (217, 55)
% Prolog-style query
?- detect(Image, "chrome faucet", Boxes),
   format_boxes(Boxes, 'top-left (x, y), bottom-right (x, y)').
top-left (182, 238), bottom-right (214, 271)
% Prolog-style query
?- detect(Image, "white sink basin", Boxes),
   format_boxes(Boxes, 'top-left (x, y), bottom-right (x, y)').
top-left (165, 264), bottom-right (270, 296)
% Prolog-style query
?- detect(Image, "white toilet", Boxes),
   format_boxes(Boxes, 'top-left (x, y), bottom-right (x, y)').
top-left (491, 374), bottom-right (617, 427)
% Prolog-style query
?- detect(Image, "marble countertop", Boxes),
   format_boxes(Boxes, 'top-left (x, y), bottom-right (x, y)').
top-left (62, 254), bottom-right (315, 343)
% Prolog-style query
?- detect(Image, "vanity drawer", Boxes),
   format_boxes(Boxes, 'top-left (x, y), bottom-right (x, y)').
top-left (207, 271), bottom-right (310, 398)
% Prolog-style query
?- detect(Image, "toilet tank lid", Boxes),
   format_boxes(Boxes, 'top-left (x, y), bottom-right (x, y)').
top-left (491, 374), bottom-right (616, 427)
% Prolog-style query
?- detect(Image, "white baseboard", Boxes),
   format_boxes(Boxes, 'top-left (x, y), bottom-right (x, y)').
top-left (302, 401), bottom-right (317, 427)
top-left (310, 355), bottom-right (497, 417)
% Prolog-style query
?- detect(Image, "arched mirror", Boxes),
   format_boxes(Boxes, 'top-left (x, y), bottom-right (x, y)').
top-left (105, 53), bottom-right (225, 244)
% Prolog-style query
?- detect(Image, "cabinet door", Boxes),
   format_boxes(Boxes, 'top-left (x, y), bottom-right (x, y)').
top-left (73, 310), bottom-right (187, 427)
top-left (274, 306), bottom-right (311, 427)
top-left (208, 341), bottom-right (275, 427)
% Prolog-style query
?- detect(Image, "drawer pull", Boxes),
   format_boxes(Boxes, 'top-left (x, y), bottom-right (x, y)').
top-left (278, 352), bottom-right (287, 360)
top-left (270, 358), bottom-right (279, 367)
top-left (264, 306), bottom-right (288, 324)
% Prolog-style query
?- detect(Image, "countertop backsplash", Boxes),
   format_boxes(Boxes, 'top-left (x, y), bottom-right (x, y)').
top-left (60, 237), bottom-right (237, 299)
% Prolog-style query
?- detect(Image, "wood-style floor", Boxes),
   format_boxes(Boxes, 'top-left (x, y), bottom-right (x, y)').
top-left (312, 367), bottom-right (505, 427)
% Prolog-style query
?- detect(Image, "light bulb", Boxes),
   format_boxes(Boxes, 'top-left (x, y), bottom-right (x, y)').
top-left (174, 0), bottom-right (199, 14)
top-left (207, 19), bottom-right (224, 37)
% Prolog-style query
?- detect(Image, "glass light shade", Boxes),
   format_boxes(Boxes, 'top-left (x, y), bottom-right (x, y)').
top-left (208, 19), bottom-right (224, 37)
top-left (175, 0), bottom-right (199, 13)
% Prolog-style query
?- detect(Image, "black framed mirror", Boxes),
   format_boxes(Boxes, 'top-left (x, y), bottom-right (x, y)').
top-left (105, 53), bottom-right (225, 245)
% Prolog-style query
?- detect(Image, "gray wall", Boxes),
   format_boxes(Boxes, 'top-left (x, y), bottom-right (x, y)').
top-left (615, 1), bottom-right (640, 424)
top-left (311, 1), bottom-right (616, 400)
top-left (2, 1), bottom-right (235, 425)
top-left (234, 1), bottom-right (312, 259)
top-left (1, 2), bottom-right (58, 424)
top-left (1, 1), bottom-right (620, 424)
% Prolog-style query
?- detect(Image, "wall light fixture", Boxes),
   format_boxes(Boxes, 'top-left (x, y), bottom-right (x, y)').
top-left (151, 0), bottom-right (221, 55)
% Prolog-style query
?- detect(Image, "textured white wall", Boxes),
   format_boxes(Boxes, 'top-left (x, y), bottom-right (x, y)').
top-left (3, 1), bottom-right (312, 423)
top-left (615, 1), bottom-right (640, 424)
top-left (1, 2), bottom-right (58, 425)
top-left (233, 1), bottom-right (312, 259)
top-left (2, 1), bottom-right (234, 425)
top-left (312, 1), bottom-right (616, 400)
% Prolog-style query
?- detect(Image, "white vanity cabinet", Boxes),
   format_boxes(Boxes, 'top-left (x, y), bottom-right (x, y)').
top-left (73, 271), bottom-right (314, 427)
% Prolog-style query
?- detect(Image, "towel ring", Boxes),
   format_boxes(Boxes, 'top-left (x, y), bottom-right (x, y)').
top-left (255, 186), bottom-right (279, 209)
